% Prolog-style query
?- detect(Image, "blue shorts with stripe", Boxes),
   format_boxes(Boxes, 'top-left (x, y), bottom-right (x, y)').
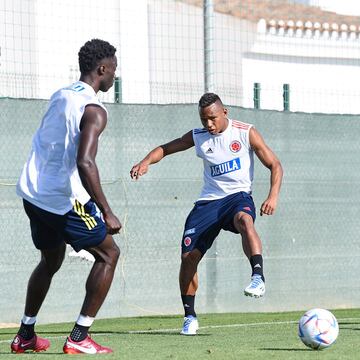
top-left (23, 199), bottom-right (107, 252)
top-left (181, 191), bottom-right (256, 255)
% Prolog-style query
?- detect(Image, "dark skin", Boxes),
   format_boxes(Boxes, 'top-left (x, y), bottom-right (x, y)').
top-left (130, 100), bottom-right (283, 297)
top-left (24, 55), bottom-right (121, 319)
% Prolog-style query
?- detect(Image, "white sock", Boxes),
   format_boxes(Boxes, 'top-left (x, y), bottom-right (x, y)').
top-left (76, 314), bottom-right (95, 327)
top-left (22, 315), bottom-right (36, 325)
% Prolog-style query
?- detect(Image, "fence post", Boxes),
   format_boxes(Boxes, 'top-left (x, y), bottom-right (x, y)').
top-left (253, 82), bottom-right (261, 109)
top-left (204, 0), bottom-right (215, 92)
top-left (204, 0), bottom-right (217, 312)
top-left (114, 77), bottom-right (122, 103)
top-left (283, 83), bottom-right (290, 111)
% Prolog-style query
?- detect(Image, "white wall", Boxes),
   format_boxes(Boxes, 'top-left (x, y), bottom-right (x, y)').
top-left (311, 0), bottom-right (360, 16)
top-left (148, 0), bottom-right (204, 103)
top-left (34, 0), bottom-right (121, 101)
top-left (119, 0), bottom-right (151, 103)
top-left (0, 0), bottom-right (38, 97)
top-left (244, 21), bottom-right (360, 113)
top-left (1, 0), bottom-right (360, 113)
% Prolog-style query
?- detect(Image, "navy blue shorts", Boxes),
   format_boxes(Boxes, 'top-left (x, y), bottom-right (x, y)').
top-left (181, 191), bottom-right (256, 254)
top-left (23, 199), bottom-right (107, 252)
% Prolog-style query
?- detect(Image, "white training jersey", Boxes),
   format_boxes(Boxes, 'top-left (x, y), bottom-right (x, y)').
top-left (193, 118), bottom-right (254, 201)
top-left (16, 81), bottom-right (107, 215)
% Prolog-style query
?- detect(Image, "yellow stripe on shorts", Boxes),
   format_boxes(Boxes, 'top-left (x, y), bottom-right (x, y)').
top-left (74, 200), bottom-right (98, 230)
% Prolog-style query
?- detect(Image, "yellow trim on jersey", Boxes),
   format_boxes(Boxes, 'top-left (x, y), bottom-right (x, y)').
top-left (74, 200), bottom-right (97, 230)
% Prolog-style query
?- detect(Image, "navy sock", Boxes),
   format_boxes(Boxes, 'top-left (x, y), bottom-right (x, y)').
top-left (70, 323), bottom-right (89, 342)
top-left (250, 254), bottom-right (265, 282)
top-left (18, 322), bottom-right (35, 340)
top-left (181, 295), bottom-right (196, 317)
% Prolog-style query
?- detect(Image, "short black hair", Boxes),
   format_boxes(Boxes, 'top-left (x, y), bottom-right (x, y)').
top-left (78, 39), bottom-right (116, 74)
top-left (198, 93), bottom-right (223, 108)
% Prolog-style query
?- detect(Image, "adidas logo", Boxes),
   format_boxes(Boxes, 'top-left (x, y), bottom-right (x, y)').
top-left (206, 148), bottom-right (213, 153)
top-left (254, 264), bottom-right (262, 269)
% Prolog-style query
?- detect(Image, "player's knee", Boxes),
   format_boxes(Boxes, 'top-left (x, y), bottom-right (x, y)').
top-left (181, 250), bottom-right (202, 267)
top-left (42, 255), bottom-right (64, 276)
top-left (100, 242), bottom-right (120, 268)
top-left (181, 253), bottom-right (190, 265)
top-left (234, 213), bottom-right (254, 234)
top-left (41, 245), bottom-right (66, 275)
top-left (100, 243), bottom-right (120, 269)
top-left (111, 243), bottom-right (120, 264)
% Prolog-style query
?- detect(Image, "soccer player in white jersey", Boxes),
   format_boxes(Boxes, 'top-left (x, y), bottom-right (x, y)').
top-left (11, 39), bottom-right (121, 354)
top-left (130, 93), bottom-right (283, 335)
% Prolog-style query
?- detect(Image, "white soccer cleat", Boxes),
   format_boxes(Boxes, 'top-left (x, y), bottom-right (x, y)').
top-left (180, 316), bottom-right (199, 335)
top-left (63, 335), bottom-right (112, 354)
top-left (244, 275), bottom-right (265, 298)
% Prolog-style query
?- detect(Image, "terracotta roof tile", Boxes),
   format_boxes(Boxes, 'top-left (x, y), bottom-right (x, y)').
top-left (180, 0), bottom-right (360, 25)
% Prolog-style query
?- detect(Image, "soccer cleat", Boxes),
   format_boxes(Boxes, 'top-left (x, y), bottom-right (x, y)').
top-left (244, 275), bottom-right (265, 298)
top-left (180, 315), bottom-right (199, 335)
top-left (10, 334), bottom-right (50, 353)
top-left (63, 335), bottom-right (113, 354)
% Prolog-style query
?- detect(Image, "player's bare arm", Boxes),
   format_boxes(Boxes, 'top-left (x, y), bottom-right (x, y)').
top-left (130, 130), bottom-right (194, 180)
top-left (249, 127), bottom-right (283, 216)
top-left (77, 105), bottom-right (121, 234)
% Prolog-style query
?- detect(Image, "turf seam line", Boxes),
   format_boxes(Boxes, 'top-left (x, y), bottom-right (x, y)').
top-left (1, 316), bottom-right (358, 343)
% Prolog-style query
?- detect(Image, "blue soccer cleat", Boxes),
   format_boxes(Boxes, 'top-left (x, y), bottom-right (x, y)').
top-left (244, 275), bottom-right (265, 298)
top-left (180, 315), bottom-right (199, 335)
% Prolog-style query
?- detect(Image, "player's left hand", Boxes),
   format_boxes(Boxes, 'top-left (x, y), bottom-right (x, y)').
top-left (260, 196), bottom-right (278, 216)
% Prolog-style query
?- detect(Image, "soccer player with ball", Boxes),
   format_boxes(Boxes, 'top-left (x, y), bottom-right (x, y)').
top-left (130, 93), bottom-right (283, 335)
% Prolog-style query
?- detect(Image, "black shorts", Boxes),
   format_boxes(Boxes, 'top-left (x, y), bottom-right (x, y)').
top-left (23, 199), bottom-right (107, 252)
top-left (181, 191), bottom-right (256, 254)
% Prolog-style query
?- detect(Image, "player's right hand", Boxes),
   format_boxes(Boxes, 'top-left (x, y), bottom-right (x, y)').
top-left (103, 211), bottom-right (122, 234)
top-left (130, 162), bottom-right (148, 180)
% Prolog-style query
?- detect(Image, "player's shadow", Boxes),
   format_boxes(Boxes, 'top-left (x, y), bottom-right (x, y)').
top-left (260, 348), bottom-right (311, 352)
top-left (135, 332), bottom-right (210, 337)
top-left (338, 326), bottom-right (360, 331)
top-left (14, 330), bottom-right (211, 337)
top-left (0, 351), bottom-right (64, 356)
top-left (338, 321), bottom-right (360, 331)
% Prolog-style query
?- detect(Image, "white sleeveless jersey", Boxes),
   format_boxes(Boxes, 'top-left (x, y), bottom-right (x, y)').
top-left (16, 81), bottom-right (107, 215)
top-left (193, 119), bottom-right (254, 201)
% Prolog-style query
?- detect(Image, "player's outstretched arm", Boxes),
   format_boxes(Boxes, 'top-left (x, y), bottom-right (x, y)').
top-left (130, 130), bottom-right (194, 180)
top-left (249, 127), bottom-right (283, 216)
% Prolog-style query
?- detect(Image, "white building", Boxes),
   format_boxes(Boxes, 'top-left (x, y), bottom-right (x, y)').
top-left (243, 18), bottom-right (360, 113)
top-left (0, 0), bottom-right (359, 113)
top-left (311, 0), bottom-right (360, 16)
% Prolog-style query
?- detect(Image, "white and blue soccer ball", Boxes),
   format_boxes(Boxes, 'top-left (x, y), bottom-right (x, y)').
top-left (298, 308), bottom-right (339, 350)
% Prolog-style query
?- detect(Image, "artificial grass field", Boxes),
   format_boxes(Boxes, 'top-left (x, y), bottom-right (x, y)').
top-left (0, 309), bottom-right (359, 359)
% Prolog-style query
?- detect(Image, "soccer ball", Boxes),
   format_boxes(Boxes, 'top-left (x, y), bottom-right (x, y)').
top-left (298, 308), bottom-right (339, 350)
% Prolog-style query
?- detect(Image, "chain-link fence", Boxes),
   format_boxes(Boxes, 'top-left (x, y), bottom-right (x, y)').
top-left (1, 0), bottom-right (360, 113)
top-left (1, 0), bottom-right (360, 325)
top-left (1, 98), bottom-right (360, 323)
